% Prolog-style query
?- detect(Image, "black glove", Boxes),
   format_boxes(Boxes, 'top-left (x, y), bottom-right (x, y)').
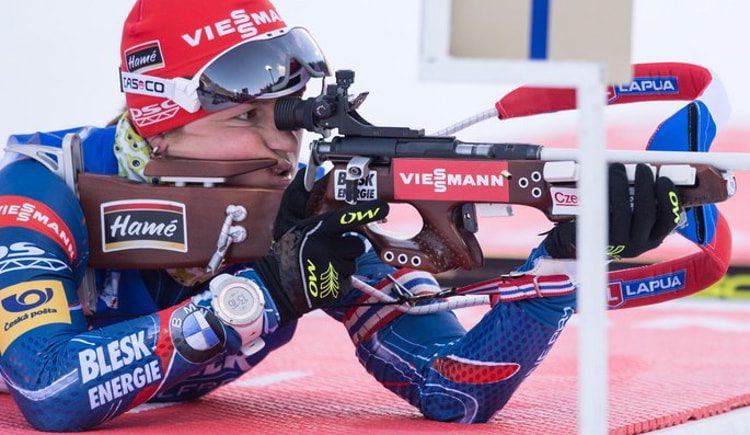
top-left (544, 163), bottom-right (681, 259)
top-left (256, 171), bottom-right (388, 324)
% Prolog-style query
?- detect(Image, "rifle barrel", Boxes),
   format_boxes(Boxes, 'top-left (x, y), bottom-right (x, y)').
top-left (316, 136), bottom-right (748, 170)
top-left (317, 137), bottom-right (542, 161)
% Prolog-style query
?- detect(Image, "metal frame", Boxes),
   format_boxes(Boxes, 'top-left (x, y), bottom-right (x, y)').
top-left (421, 1), bottom-right (609, 433)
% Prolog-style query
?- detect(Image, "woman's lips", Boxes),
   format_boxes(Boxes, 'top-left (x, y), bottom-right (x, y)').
top-left (271, 159), bottom-right (294, 175)
top-left (225, 159), bottom-right (296, 188)
top-left (266, 160), bottom-right (295, 186)
top-left (265, 167), bottom-right (294, 187)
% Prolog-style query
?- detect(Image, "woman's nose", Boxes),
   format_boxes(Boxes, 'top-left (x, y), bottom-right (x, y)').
top-left (265, 101), bottom-right (302, 152)
top-left (268, 129), bottom-right (301, 153)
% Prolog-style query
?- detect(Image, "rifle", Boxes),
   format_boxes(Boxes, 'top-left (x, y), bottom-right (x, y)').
top-left (275, 67), bottom-right (743, 274)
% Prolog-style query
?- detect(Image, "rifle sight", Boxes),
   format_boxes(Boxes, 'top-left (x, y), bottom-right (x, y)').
top-left (274, 69), bottom-right (424, 138)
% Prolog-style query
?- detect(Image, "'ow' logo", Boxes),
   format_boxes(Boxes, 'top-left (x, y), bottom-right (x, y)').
top-left (339, 208), bottom-right (381, 225)
top-left (306, 259), bottom-right (318, 298)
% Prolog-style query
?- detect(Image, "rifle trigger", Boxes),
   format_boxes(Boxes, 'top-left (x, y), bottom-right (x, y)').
top-left (460, 203), bottom-right (479, 233)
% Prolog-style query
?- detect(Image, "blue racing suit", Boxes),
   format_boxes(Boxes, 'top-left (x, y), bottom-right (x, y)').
top-left (0, 126), bottom-right (575, 430)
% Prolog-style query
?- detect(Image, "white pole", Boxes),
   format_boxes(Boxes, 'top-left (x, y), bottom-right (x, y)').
top-left (576, 65), bottom-right (609, 435)
top-left (421, 6), bottom-right (614, 427)
top-left (541, 149), bottom-right (750, 171)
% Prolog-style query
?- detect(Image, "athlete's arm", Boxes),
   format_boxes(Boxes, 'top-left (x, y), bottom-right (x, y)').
top-left (0, 160), bottom-right (251, 431)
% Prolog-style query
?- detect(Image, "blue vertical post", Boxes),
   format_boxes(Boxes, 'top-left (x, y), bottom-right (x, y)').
top-left (530, 0), bottom-right (550, 59)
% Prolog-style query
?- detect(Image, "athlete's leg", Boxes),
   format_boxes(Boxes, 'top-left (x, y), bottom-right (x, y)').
top-left (331, 250), bottom-right (576, 423)
top-left (356, 292), bottom-right (574, 422)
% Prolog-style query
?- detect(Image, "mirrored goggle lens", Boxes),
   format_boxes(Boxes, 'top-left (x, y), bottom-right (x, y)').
top-left (197, 27), bottom-right (329, 112)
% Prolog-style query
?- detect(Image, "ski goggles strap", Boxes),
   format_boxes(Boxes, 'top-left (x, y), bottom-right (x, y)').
top-left (120, 27), bottom-right (329, 114)
top-left (120, 71), bottom-right (201, 112)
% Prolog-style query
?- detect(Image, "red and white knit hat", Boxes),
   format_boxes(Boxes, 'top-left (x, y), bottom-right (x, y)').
top-left (120, 0), bottom-right (291, 137)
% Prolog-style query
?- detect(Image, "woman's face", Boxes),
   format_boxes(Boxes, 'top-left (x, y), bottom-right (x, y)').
top-left (154, 100), bottom-right (302, 189)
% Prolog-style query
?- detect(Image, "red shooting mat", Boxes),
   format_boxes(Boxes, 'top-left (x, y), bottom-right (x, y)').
top-left (0, 300), bottom-right (748, 434)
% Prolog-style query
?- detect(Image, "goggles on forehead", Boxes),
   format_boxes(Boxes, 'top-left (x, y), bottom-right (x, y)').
top-left (120, 27), bottom-right (329, 113)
